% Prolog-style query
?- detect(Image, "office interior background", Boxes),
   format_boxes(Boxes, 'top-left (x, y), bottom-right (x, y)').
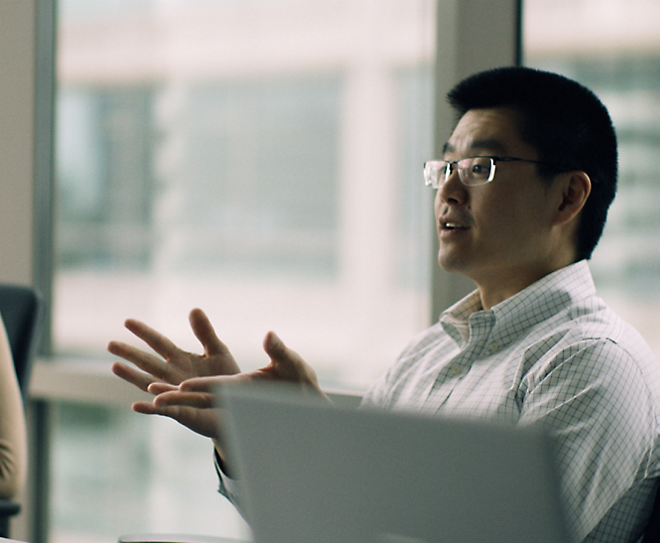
top-left (1, 0), bottom-right (659, 542)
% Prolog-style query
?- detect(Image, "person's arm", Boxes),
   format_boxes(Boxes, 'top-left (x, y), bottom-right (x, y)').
top-left (518, 340), bottom-right (655, 541)
top-left (0, 315), bottom-right (27, 499)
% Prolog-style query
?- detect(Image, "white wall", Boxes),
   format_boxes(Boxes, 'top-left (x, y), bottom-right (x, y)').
top-left (0, 0), bottom-right (36, 286)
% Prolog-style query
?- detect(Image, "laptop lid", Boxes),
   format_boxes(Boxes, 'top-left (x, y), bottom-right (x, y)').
top-left (220, 383), bottom-right (571, 543)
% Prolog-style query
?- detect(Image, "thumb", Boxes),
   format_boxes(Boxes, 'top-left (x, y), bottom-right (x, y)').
top-left (263, 331), bottom-right (295, 366)
top-left (262, 331), bottom-right (309, 381)
top-left (261, 332), bottom-right (328, 402)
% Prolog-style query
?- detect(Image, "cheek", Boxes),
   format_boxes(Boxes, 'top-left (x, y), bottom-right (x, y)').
top-left (494, 196), bottom-right (551, 243)
top-left (434, 189), bottom-right (442, 215)
top-left (474, 191), bottom-right (539, 241)
top-left (484, 181), bottom-right (545, 216)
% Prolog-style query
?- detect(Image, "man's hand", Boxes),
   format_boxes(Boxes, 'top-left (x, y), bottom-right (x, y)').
top-left (108, 308), bottom-right (330, 445)
top-left (147, 330), bottom-right (331, 462)
top-left (108, 308), bottom-right (241, 438)
top-left (156, 331), bottom-right (330, 407)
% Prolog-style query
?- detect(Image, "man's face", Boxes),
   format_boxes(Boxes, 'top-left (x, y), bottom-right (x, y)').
top-left (435, 108), bottom-right (560, 292)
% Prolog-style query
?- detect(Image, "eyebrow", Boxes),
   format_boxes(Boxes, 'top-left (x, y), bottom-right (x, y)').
top-left (442, 139), bottom-right (508, 157)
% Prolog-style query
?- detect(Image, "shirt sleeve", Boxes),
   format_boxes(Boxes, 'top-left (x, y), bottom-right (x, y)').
top-left (214, 448), bottom-right (249, 520)
top-left (360, 370), bottom-right (390, 409)
top-left (518, 339), bottom-right (656, 541)
top-left (0, 315), bottom-right (27, 499)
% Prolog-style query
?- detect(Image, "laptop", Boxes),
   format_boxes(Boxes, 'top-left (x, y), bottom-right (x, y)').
top-left (220, 383), bottom-right (572, 543)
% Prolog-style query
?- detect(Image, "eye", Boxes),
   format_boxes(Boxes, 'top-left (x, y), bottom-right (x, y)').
top-left (469, 157), bottom-right (492, 178)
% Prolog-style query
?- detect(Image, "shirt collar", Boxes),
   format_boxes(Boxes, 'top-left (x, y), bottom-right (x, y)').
top-left (440, 260), bottom-right (596, 346)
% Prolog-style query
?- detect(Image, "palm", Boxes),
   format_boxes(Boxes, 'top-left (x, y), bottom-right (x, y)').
top-left (108, 308), bottom-right (241, 439)
top-left (109, 308), bottom-right (240, 391)
top-left (156, 346), bottom-right (237, 385)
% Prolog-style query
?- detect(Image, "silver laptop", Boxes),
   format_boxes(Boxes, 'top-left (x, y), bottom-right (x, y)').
top-left (220, 384), bottom-right (571, 543)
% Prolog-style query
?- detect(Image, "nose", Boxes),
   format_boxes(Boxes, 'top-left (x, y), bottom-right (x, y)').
top-left (436, 165), bottom-right (467, 206)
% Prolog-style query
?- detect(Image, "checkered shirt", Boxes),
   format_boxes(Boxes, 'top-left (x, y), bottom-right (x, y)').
top-left (361, 260), bottom-right (660, 542)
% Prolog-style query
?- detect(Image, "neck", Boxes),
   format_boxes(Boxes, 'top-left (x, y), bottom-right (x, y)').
top-left (475, 259), bottom-right (576, 310)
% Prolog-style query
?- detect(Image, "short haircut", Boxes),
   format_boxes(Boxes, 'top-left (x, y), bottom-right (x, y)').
top-left (447, 66), bottom-right (617, 261)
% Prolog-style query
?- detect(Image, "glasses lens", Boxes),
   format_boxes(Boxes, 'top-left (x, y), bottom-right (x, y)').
top-left (458, 157), bottom-right (494, 185)
top-left (424, 161), bottom-right (446, 188)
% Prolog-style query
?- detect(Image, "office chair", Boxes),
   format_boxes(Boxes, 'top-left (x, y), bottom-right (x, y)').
top-left (642, 481), bottom-right (660, 543)
top-left (0, 285), bottom-right (43, 539)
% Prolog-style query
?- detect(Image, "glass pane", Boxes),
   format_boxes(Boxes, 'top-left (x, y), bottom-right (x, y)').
top-left (524, 0), bottom-right (660, 358)
top-left (54, 0), bottom-right (435, 389)
top-left (52, 0), bottom-right (435, 541)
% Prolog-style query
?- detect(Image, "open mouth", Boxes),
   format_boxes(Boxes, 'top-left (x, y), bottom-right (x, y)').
top-left (442, 222), bottom-right (468, 230)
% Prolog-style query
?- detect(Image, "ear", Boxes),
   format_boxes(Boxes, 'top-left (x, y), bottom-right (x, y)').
top-left (553, 171), bottom-right (591, 227)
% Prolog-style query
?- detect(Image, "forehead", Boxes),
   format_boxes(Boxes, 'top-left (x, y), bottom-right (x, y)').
top-left (444, 108), bottom-right (532, 158)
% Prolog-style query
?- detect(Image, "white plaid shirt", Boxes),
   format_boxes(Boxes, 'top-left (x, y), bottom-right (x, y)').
top-left (361, 260), bottom-right (660, 542)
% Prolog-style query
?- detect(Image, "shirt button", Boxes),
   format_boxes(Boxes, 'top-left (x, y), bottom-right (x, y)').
top-left (488, 342), bottom-right (499, 353)
top-left (449, 364), bottom-right (462, 376)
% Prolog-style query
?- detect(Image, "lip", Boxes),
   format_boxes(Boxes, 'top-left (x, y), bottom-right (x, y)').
top-left (438, 216), bottom-right (470, 229)
top-left (438, 217), bottom-right (471, 239)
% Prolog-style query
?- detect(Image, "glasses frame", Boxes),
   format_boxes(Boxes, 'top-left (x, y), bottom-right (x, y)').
top-left (423, 155), bottom-right (566, 188)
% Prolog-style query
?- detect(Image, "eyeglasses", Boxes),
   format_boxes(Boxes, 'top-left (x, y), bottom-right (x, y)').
top-left (423, 156), bottom-right (563, 188)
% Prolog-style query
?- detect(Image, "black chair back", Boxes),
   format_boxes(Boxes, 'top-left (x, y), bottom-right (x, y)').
top-left (643, 481), bottom-right (660, 542)
top-left (0, 284), bottom-right (43, 538)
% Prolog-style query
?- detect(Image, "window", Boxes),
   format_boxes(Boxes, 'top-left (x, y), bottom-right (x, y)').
top-left (50, 1), bottom-right (435, 541)
top-left (53, 0), bottom-right (435, 388)
top-left (524, 0), bottom-right (660, 360)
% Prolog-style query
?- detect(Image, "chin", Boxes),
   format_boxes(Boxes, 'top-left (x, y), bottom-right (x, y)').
top-left (437, 253), bottom-right (464, 274)
top-left (438, 250), bottom-right (482, 281)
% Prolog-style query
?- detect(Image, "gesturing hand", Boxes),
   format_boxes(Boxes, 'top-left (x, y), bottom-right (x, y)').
top-left (108, 308), bottom-right (330, 447)
top-left (154, 330), bottom-right (330, 409)
top-left (142, 329), bottom-right (331, 462)
top-left (108, 308), bottom-right (240, 439)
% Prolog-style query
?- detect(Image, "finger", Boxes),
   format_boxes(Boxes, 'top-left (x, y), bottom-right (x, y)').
top-left (130, 400), bottom-right (221, 439)
top-left (152, 390), bottom-right (216, 409)
top-left (262, 331), bottom-right (304, 375)
top-left (131, 400), bottom-right (163, 415)
top-left (124, 318), bottom-right (181, 360)
top-left (131, 400), bottom-right (189, 418)
top-left (263, 331), bottom-right (287, 360)
top-left (108, 341), bottom-right (174, 383)
top-left (111, 361), bottom-right (159, 393)
top-left (261, 332), bottom-right (329, 400)
top-left (179, 373), bottom-right (251, 393)
top-left (147, 382), bottom-right (178, 395)
top-left (189, 308), bottom-right (230, 357)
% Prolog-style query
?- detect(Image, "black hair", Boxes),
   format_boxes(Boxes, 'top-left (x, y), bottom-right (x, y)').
top-left (447, 66), bottom-right (617, 261)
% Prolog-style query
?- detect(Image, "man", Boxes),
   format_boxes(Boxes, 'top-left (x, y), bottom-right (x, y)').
top-left (108, 66), bottom-right (660, 542)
